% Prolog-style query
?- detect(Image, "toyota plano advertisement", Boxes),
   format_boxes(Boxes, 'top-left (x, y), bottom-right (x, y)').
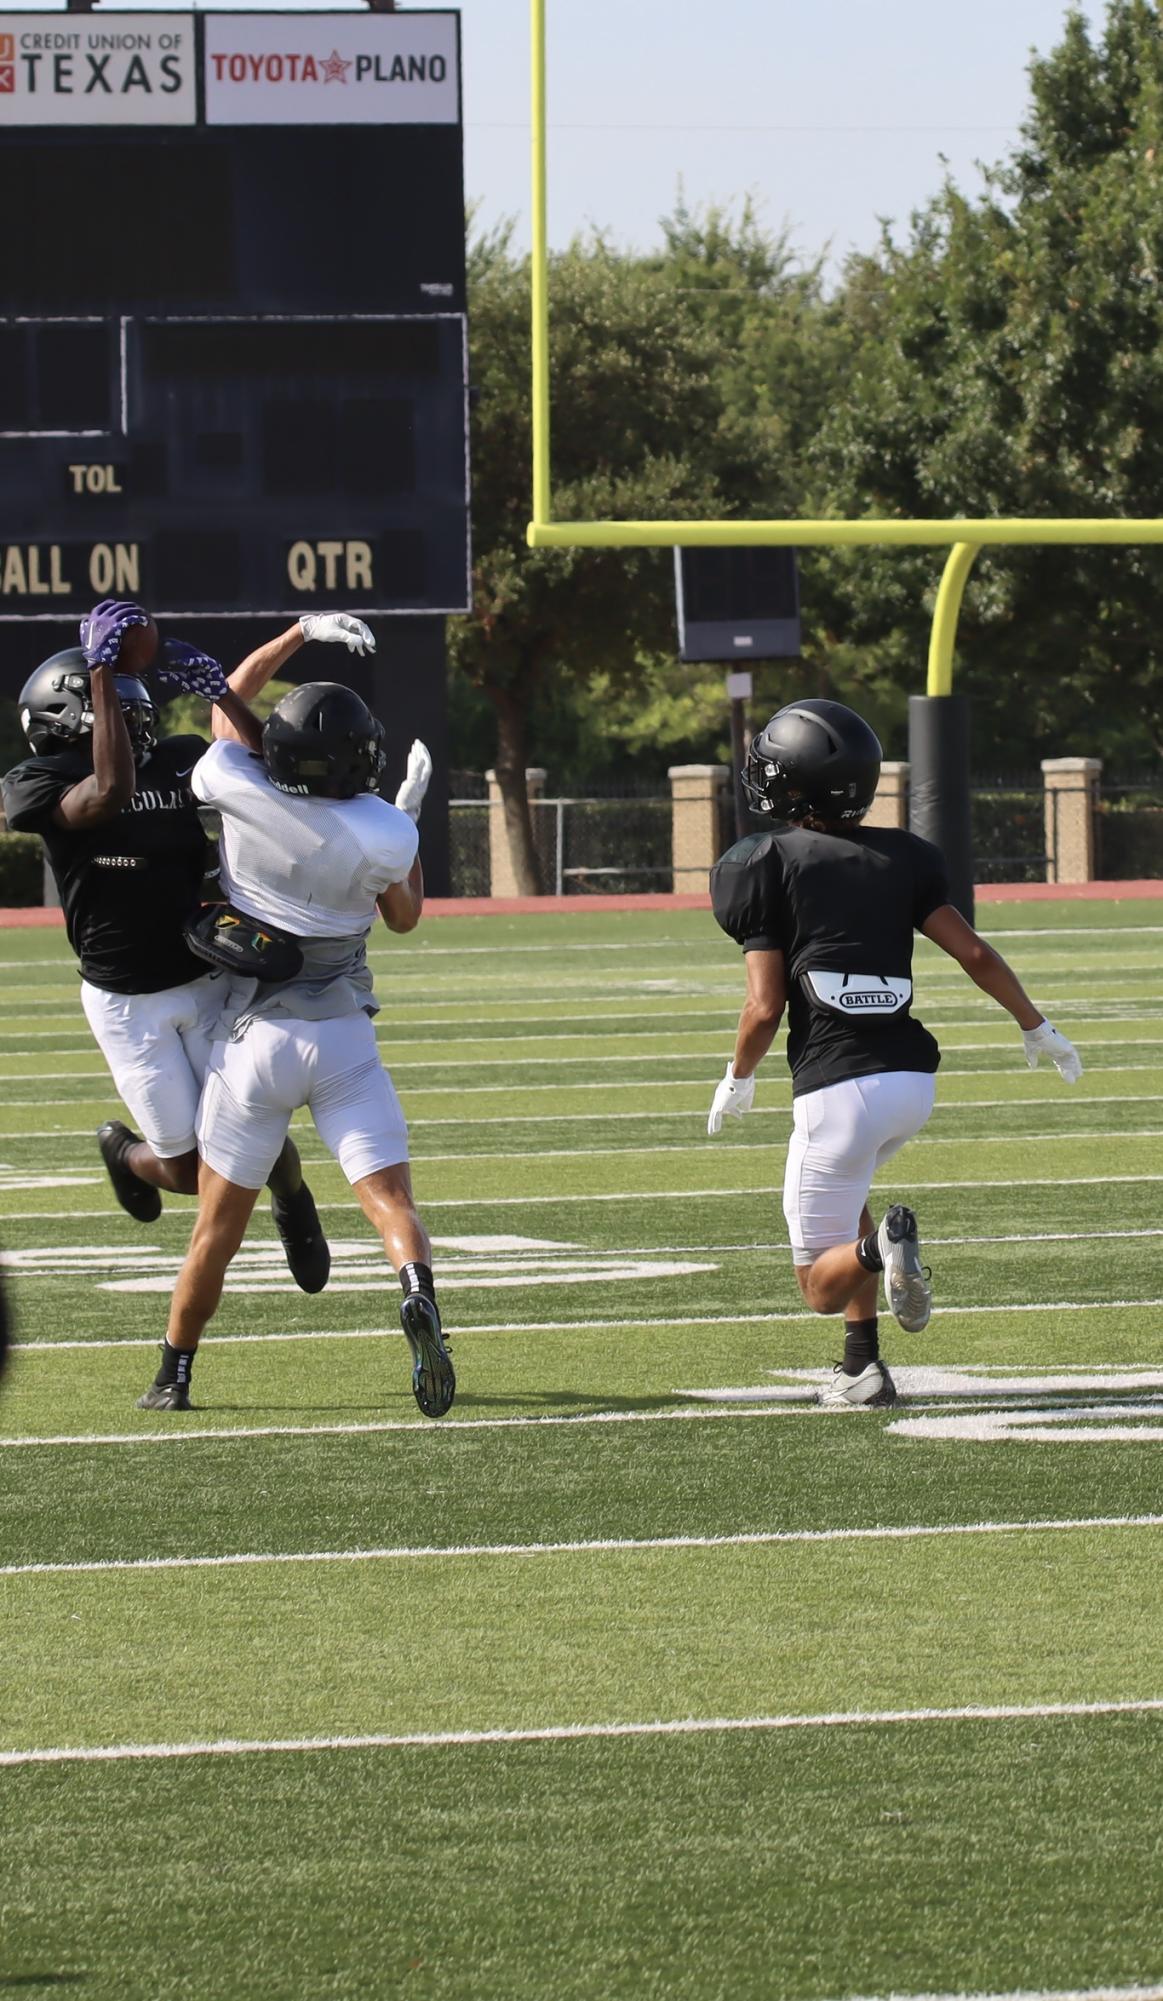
top-left (0, 12), bottom-right (461, 126)
top-left (203, 13), bottom-right (460, 125)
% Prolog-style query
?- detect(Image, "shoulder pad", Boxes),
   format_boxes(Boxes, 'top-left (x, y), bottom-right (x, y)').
top-left (710, 830), bottom-right (786, 945)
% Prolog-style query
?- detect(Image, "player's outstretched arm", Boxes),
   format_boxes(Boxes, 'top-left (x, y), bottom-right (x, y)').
top-left (921, 903), bottom-right (1082, 1082)
top-left (214, 616), bottom-right (376, 743)
top-left (53, 660), bottom-right (136, 829)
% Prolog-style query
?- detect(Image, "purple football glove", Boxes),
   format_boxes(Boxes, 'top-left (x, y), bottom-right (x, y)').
top-left (79, 599), bottom-right (150, 669)
top-left (153, 640), bottom-right (230, 703)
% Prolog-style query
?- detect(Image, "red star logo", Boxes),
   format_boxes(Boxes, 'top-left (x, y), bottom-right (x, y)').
top-left (320, 48), bottom-right (351, 84)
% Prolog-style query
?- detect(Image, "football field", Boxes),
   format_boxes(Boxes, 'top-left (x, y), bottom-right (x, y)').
top-left (1, 900), bottom-right (1162, 2000)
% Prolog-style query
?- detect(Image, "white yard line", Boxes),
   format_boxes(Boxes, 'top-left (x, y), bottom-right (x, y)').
top-left (3, 1063), bottom-right (1163, 1107)
top-left (5, 1036), bottom-right (1163, 1082)
top-left (15, 1302), bottom-right (1163, 1356)
top-left (4, 1172), bottom-right (1163, 1224)
top-left (7, 1350), bottom-right (1163, 1444)
top-left (2, 1096), bottom-right (1160, 1144)
top-left (6, 1135), bottom-right (1163, 1171)
top-left (3, 1696), bottom-right (1162, 1771)
top-left (830, 1986), bottom-right (1163, 2001)
top-left (5, 1512), bottom-right (1161, 1580)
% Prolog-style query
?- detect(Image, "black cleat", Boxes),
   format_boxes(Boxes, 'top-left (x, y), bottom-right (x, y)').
top-left (136, 1381), bottom-right (192, 1412)
top-left (877, 1204), bottom-right (932, 1333)
top-left (400, 1293), bottom-right (455, 1418)
top-left (97, 1120), bottom-right (162, 1224)
top-left (271, 1181), bottom-right (331, 1294)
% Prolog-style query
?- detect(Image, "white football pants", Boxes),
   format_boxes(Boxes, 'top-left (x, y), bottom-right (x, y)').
top-left (81, 972), bottom-right (249, 1160)
top-left (196, 1011), bottom-right (409, 1191)
top-left (782, 1069), bottom-right (937, 1265)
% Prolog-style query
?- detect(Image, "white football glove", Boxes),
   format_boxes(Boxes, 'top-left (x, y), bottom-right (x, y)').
top-left (394, 739), bottom-right (433, 823)
top-left (707, 1062), bottom-right (756, 1135)
top-left (299, 613), bottom-right (375, 656)
top-left (1022, 1019), bottom-right (1082, 1085)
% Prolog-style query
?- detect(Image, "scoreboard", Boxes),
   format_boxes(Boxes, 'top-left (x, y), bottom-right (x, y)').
top-left (0, 9), bottom-right (469, 621)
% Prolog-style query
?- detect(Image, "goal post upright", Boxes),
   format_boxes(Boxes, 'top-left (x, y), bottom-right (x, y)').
top-left (530, 0), bottom-right (552, 529)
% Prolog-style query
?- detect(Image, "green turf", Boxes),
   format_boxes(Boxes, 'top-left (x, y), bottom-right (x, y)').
top-left (2, 902), bottom-right (1162, 1999)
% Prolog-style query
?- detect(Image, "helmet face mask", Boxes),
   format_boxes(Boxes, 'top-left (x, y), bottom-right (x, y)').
top-left (742, 698), bottom-right (882, 826)
top-left (18, 648), bottom-right (157, 761)
top-left (261, 682), bottom-right (386, 801)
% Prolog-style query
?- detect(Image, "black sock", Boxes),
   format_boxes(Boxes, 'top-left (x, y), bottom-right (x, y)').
top-left (842, 1317), bottom-right (880, 1375)
top-left (855, 1230), bottom-right (883, 1273)
top-left (155, 1340), bottom-right (195, 1389)
top-left (399, 1261), bottom-right (437, 1306)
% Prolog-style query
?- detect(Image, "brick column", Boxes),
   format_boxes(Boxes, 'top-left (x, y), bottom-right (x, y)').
top-left (668, 764), bottom-right (728, 892)
top-left (1041, 758), bottom-right (1101, 884)
top-left (863, 760), bottom-right (909, 831)
top-left (486, 768), bottom-right (547, 897)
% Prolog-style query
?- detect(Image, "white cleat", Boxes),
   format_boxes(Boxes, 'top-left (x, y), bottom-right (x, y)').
top-left (817, 1361), bottom-right (899, 1409)
top-left (877, 1204), bottom-right (932, 1334)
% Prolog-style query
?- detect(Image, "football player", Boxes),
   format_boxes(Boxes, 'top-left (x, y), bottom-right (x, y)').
top-left (707, 698), bottom-right (1082, 1408)
top-left (0, 602), bottom-right (373, 1293)
top-left (134, 681), bottom-right (453, 1422)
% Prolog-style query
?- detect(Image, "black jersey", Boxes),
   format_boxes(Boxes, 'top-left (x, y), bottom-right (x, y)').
top-left (1, 735), bottom-right (211, 995)
top-left (711, 823), bottom-right (949, 1096)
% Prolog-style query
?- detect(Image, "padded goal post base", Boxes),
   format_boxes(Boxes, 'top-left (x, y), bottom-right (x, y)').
top-left (908, 694), bottom-right (974, 924)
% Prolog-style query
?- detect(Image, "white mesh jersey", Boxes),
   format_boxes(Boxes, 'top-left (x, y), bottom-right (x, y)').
top-left (192, 740), bottom-right (419, 938)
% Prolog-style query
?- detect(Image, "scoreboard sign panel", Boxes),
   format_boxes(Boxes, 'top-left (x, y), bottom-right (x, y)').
top-left (0, 13), bottom-right (197, 124)
top-left (204, 13), bottom-right (459, 124)
top-left (0, 10), bottom-right (469, 620)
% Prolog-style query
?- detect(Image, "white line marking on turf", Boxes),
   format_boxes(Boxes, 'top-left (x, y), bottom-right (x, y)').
top-left (6, 1036), bottom-right (1163, 1081)
top-left (3, 1697), bottom-right (1162, 1770)
top-left (15, 1301), bottom-right (1163, 1354)
top-left (0, 1406), bottom-right (865, 1449)
top-left (5, 1512), bottom-right (1161, 1580)
top-left (830, 1987), bottom-right (1163, 2001)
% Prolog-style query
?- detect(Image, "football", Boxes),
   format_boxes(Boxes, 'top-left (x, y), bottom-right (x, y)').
top-left (117, 617), bottom-right (159, 674)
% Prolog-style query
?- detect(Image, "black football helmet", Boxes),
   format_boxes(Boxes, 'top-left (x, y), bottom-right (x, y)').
top-left (742, 698), bottom-right (882, 825)
top-left (261, 682), bottom-right (386, 800)
top-left (18, 648), bottom-right (157, 760)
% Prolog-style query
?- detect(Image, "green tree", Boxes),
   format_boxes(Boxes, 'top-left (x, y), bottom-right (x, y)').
top-left (450, 213), bottom-right (802, 890)
top-left (812, 0), bottom-right (1163, 767)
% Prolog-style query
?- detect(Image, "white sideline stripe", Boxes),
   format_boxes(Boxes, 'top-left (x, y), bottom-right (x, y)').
top-left (15, 1298), bottom-right (1163, 1353)
top-left (6, 1512), bottom-right (1162, 1580)
top-left (830, 1988), bottom-right (1163, 2001)
top-left (3, 1696), bottom-right (1162, 1771)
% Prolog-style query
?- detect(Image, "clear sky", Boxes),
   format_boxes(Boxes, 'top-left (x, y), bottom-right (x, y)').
top-left (461, 0), bottom-right (1106, 271)
top-left (10, 0), bottom-right (1106, 270)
